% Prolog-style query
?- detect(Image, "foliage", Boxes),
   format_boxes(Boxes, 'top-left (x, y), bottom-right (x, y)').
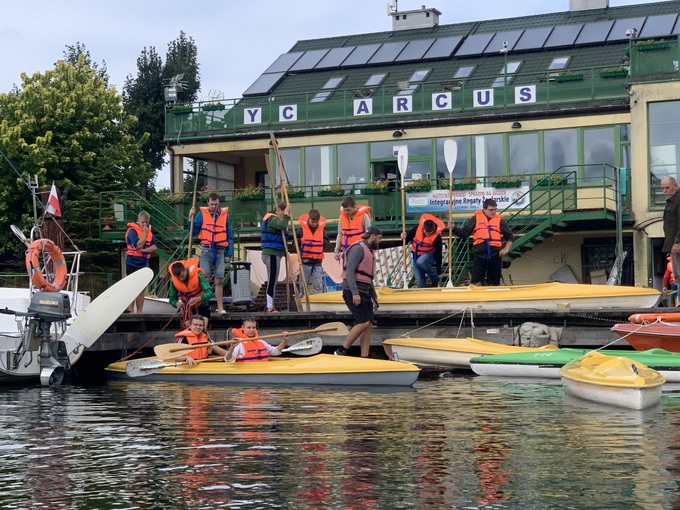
top-left (318, 183), bottom-right (344, 194)
top-left (491, 175), bottom-right (523, 183)
top-left (364, 180), bottom-right (388, 191)
top-left (404, 177), bottom-right (432, 191)
top-left (0, 56), bottom-right (148, 271)
top-left (159, 191), bottom-right (189, 204)
top-left (234, 185), bottom-right (265, 199)
top-left (163, 31), bottom-right (200, 105)
top-left (63, 42), bottom-right (109, 85)
top-left (532, 173), bottom-right (565, 185)
top-left (600, 66), bottom-right (628, 73)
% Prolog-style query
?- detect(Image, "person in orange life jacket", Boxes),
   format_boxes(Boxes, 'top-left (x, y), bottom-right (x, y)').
top-left (334, 196), bottom-right (372, 261)
top-left (452, 198), bottom-right (514, 286)
top-left (663, 256), bottom-right (679, 306)
top-left (261, 202), bottom-right (292, 312)
top-left (188, 193), bottom-right (233, 314)
top-left (224, 318), bottom-right (290, 362)
top-left (334, 226), bottom-right (382, 358)
top-left (401, 214), bottom-right (445, 288)
top-left (297, 209), bottom-right (330, 296)
top-left (168, 259), bottom-right (215, 320)
top-left (125, 211), bottom-right (157, 313)
top-left (174, 315), bottom-right (230, 366)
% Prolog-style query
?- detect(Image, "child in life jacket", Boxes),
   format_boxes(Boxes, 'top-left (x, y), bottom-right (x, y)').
top-left (663, 256), bottom-right (679, 306)
top-left (173, 315), bottom-right (230, 366)
top-left (224, 318), bottom-right (289, 362)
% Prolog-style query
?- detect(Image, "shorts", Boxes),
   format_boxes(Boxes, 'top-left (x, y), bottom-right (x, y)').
top-left (342, 288), bottom-right (374, 324)
top-left (126, 263), bottom-right (147, 275)
top-left (200, 246), bottom-right (225, 279)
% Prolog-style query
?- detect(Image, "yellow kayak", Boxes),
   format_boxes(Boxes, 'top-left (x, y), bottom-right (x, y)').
top-left (382, 337), bottom-right (558, 368)
top-left (106, 354), bottom-right (420, 387)
top-left (559, 352), bottom-right (665, 410)
top-left (308, 282), bottom-right (660, 312)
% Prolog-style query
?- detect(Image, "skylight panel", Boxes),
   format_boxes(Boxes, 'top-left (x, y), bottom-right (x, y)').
top-left (453, 66), bottom-right (476, 79)
top-left (311, 91), bottom-right (332, 102)
top-left (322, 77), bottom-right (346, 90)
top-left (398, 84), bottom-right (420, 95)
top-left (365, 73), bottom-right (388, 87)
top-left (548, 57), bottom-right (571, 71)
top-left (409, 69), bottom-right (431, 82)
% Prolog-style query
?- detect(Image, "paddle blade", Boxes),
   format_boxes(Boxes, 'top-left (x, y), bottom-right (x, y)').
top-left (397, 145), bottom-right (408, 186)
top-left (314, 321), bottom-right (349, 336)
top-left (282, 337), bottom-right (323, 356)
top-left (444, 139), bottom-right (458, 174)
top-left (125, 359), bottom-right (171, 378)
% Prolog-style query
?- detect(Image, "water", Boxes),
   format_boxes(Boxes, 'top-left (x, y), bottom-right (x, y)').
top-left (1, 376), bottom-right (680, 509)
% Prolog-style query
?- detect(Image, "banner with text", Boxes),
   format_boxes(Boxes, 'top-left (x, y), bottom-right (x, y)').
top-left (405, 186), bottom-right (531, 214)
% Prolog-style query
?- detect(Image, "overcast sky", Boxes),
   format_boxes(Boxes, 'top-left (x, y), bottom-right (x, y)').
top-left (1, 0), bottom-right (662, 187)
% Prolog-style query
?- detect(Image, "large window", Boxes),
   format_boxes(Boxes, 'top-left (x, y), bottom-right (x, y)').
top-left (471, 134), bottom-right (503, 177)
top-left (277, 149), bottom-right (301, 185)
top-left (509, 133), bottom-right (538, 175)
top-left (435, 137), bottom-right (467, 179)
top-left (583, 127), bottom-right (615, 183)
top-left (337, 143), bottom-right (367, 185)
top-left (650, 101), bottom-right (680, 206)
top-left (304, 146), bottom-right (335, 187)
top-left (544, 128), bottom-right (577, 173)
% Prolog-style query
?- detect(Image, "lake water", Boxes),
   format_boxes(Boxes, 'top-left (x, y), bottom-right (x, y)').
top-left (1, 375), bottom-right (680, 509)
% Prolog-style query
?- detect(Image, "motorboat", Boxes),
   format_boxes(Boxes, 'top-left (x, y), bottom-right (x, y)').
top-left (106, 353), bottom-right (420, 386)
top-left (470, 347), bottom-right (680, 382)
top-left (382, 337), bottom-right (558, 368)
top-left (558, 352), bottom-right (665, 410)
top-left (307, 283), bottom-right (660, 312)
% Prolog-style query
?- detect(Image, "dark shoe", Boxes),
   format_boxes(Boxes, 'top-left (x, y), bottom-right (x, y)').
top-left (334, 346), bottom-right (350, 356)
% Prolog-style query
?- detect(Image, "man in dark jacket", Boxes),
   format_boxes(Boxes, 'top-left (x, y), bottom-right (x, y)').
top-left (662, 176), bottom-right (680, 286)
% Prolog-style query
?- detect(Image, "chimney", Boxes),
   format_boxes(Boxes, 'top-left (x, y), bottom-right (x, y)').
top-left (390, 5), bottom-right (441, 31)
top-left (569, 0), bottom-right (609, 11)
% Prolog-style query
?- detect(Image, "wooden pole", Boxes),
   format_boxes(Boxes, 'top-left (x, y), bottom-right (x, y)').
top-left (187, 163), bottom-right (200, 260)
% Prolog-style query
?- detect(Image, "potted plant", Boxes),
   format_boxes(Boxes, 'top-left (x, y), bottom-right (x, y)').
top-left (201, 102), bottom-right (226, 112)
top-left (599, 66), bottom-right (628, 78)
top-left (404, 177), bottom-right (432, 192)
top-left (286, 185), bottom-right (306, 199)
top-left (168, 104), bottom-right (193, 115)
top-left (362, 180), bottom-right (389, 194)
top-left (101, 216), bottom-right (116, 231)
top-left (448, 176), bottom-right (479, 190)
top-left (532, 174), bottom-right (566, 187)
top-left (491, 175), bottom-right (523, 188)
top-left (635, 38), bottom-right (670, 51)
top-left (317, 183), bottom-right (345, 197)
top-left (234, 185), bottom-right (265, 201)
top-left (159, 192), bottom-right (189, 204)
top-left (554, 71), bottom-right (584, 82)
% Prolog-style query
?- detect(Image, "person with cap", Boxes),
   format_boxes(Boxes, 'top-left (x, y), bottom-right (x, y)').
top-left (334, 196), bottom-right (372, 260)
top-left (334, 226), bottom-right (382, 358)
top-left (401, 213), bottom-right (445, 288)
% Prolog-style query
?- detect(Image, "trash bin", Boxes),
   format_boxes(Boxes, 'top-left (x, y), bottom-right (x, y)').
top-left (230, 261), bottom-right (252, 305)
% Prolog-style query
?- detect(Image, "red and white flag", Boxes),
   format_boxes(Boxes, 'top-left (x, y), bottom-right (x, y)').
top-left (45, 182), bottom-right (61, 217)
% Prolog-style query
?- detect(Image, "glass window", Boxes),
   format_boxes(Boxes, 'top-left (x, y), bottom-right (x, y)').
top-left (436, 137), bottom-right (468, 179)
top-left (548, 57), bottom-right (571, 70)
top-left (544, 128), bottom-right (577, 173)
top-left (471, 134), bottom-right (503, 177)
top-left (503, 61), bottom-right (522, 74)
top-left (492, 61), bottom-right (522, 87)
top-left (322, 77), bottom-right (346, 89)
top-left (583, 127), bottom-right (615, 184)
top-left (365, 73), bottom-right (387, 86)
top-left (370, 139), bottom-right (432, 159)
top-left (304, 146), bottom-right (335, 187)
top-left (398, 83), bottom-right (420, 95)
top-left (409, 69), bottom-right (431, 82)
top-left (338, 143), bottom-right (367, 185)
top-left (277, 149), bottom-right (301, 186)
top-left (509, 133), bottom-right (539, 175)
top-left (311, 91), bottom-right (332, 102)
top-left (453, 65), bottom-right (476, 79)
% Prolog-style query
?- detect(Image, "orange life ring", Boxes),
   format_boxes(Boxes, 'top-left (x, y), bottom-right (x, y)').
top-left (25, 239), bottom-right (67, 292)
top-left (629, 312), bottom-right (680, 324)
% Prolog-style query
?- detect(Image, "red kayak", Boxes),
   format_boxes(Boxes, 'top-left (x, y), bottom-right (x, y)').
top-left (612, 322), bottom-right (680, 352)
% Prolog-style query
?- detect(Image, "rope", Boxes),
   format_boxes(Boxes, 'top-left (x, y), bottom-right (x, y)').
top-left (397, 308), bottom-right (471, 337)
top-left (117, 312), bottom-right (180, 362)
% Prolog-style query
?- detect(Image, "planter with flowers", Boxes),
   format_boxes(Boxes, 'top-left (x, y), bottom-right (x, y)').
top-left (317, 184), bottom-right (345, 197)
top-left (286, 185), bottom-right (306, 199)
top-left (446, 176), bottom-right (479, 191)
top-left (362, 180), bottom-right (389, 194)
top-left (491, 175), bottom-right (523, 189)
top-left (404, 178), bottom-right (432, 193)
top-left (533, 174), bottom-right (567, 187)
top-left (635, 39), bottom-right (670, 52)
top-left (235, 185), bottom-right (265, 201)
top-left (599, 66), bottom-right (628, 78)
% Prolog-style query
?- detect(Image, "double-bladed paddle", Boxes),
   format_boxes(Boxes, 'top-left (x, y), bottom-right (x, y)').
top-left (125, 337), bottom-right (324, 377)
top-left (153, 321), bottom-right (348, 360)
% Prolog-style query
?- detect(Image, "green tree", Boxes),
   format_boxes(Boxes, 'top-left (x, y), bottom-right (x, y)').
top-left (164, 31), bottom-right (200, 105)
top-left (62, 42), bottom-right (109, 85)
top-left (0, 55), bottom-right (149, 271)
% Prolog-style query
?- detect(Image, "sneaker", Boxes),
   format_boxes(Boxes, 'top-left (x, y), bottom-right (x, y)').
top-left (217, 309), bottom-right (227, 314)
top-left (389, 352), bottom-right (400, 362)
top-left (334, 346), bottom-right (350, 356)
top-left (265, 307), bottom-right (279, 313)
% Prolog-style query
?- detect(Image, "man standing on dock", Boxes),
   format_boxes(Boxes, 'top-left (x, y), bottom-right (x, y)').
top-left (662, 176), bottom-right (680, 289)
top-left (452, 198), bottom-right (514, 286)
top-left (125, 211), bottom-right (157, 313)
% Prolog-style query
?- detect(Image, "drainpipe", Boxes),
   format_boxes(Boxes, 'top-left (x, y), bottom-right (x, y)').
top-left (165, 143), bottom-right (176, 191)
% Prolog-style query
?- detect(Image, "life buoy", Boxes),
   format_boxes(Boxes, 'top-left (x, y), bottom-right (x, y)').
top-left (629, 313), bottom-right (680, 324)
top-left (25, 239), bottom-right (67, 292)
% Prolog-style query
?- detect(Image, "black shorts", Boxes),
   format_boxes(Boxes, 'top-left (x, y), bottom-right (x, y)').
top-left (342, 289), bottom-right (374, 324)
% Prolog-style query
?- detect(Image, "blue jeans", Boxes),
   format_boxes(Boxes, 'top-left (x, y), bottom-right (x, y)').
top-left (413, 252), bottom-right (438, 288)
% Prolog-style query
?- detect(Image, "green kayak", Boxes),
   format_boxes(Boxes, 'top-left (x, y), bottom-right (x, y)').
top-left (470, 348), bottom-right (680, 382)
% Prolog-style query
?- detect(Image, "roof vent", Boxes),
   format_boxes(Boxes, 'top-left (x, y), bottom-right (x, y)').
top-left (389, 4), bottom-right (441, 31)
top-left (569, 0), bottom-right (609, 11)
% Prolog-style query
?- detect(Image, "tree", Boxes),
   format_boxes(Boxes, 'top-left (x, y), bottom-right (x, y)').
top-left (0, 55), bottom-right (149, 271)
top-left (62, 42), bottom-right (109, 85)
top-left (164, 31), bottom-right (200, 105)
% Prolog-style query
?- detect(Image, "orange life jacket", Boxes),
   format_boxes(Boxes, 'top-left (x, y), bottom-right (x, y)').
top-left (341, 241), bottom-right (375, 284)
top-left (198, 206), bottom-right (229, 248)
top-left (171, 259), bottom-right (205, 302)
top-left (411, 213), bottom-right (445, 256)
top-left (472, 210), bottom-right (503, 248)
top-left (174, 328), bottom-right (209, 360)
top-left (667, 257), bottom-right (676, 285)
top-left (339, 205), bottom-right (371, 252)
top-left (126, 223), bottom-right (153, 259)
top-left (299, 214), bottom-right (327, 260)
top-left (231, 328), bottom-right (268, 362)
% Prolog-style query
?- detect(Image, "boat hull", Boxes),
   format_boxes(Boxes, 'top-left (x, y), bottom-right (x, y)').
top-left (382, 337), bottom-right (557, 368)
top-left (558, 353), bottom-right (665, 410)
top-left (611, 323), bottom-right (680, 352)
top-left (308, 283), bottom-right (660, 312)
top-left (471, 348), bottom-right (680, 382)
top-left (106, 354), bottom-right (420, 386)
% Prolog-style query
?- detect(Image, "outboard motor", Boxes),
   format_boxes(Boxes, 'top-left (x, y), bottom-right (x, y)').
top-left (25, 292), bottom-right (72, 385)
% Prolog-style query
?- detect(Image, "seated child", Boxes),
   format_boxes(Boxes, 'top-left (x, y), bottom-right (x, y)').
top-left (225, 317), bottom-right (289, 362)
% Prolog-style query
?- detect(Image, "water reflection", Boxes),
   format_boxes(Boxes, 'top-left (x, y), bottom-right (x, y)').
top-left (0, 377), bottom-right (679, 508)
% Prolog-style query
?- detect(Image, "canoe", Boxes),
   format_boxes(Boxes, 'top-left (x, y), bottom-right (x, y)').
top-left (307, 282), bottom-right (660, 312)
top-left (382, 337), bottom-right (558, 368)
top-left (611, 322), bottom-right (680, 352)
top-left (105, 354), bottom-right (420, 386)
top-left (470, 347), bottom-right (680, 382)
top-left (558, 352), bottom-right (665, 410)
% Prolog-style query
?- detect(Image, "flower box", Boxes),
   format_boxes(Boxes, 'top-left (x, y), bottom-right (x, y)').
top-left (636, 42), bottom-right (669, 51)
top-left (491, 180), bottom-right (522, 189)
top-left (534, 176), bottom-right (567, 187)
top-left (287, 191), bottom-right (306, 199)
top-left (600, 70), bottom-right (627, 78)
top-left (169, 107), bottom-right (192, 115)
top-left (554, 74), bottom-right (584, 82)
top-left (452, 183), bottom-right (477, 190)
top-left (237, 194), bottom-right (265, 201)
top-left (317, 190), bottom-right (345, 197)
top-left (201, 104), bottom-right (225, 112)
top-left (362, 187), bottom-right (389, 194)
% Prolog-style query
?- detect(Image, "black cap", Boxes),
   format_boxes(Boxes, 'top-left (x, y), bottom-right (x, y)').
top-left (362, 226), bottom-right (383, 238)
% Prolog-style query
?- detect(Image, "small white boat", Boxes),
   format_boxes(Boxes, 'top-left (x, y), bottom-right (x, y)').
top-left (382, 337), bottom-right (558, 368)
top-left (559, 352), bottom-right (665, 410)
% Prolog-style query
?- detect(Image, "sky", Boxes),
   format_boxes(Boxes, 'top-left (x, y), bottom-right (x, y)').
top-left (1, 0), bottom-right (662, 188)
